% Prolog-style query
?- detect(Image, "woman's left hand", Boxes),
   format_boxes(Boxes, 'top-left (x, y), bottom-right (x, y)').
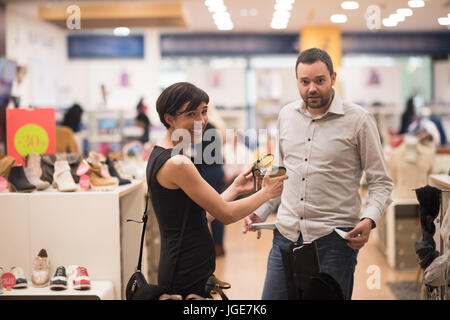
top-left (232, 167), bottom-right (257, 195)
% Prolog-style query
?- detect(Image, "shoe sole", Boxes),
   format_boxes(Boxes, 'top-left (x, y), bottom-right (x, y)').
top-left (73, 284), bottom-right (91, 290)
top-left (13, 283), bottom-right (28, 289)
top-left (53, 181), bottom-right (77, 192)
top-left (8, 183), bottom-right (36, 193)
top-left (50, 283), bottom-right (68, 290)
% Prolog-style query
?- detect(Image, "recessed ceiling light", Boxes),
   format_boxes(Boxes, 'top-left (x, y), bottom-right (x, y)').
top-left (389, 13), bottom-right (405, 22)
top-left (330, 14), bottom-right (348, 23)
top-left (382, 18), bottom-right (398, 27)
top-left (438, 17), bottom-right (450, 26)
top-left (397, 8), bottom-right (413, 16)
top-left (275, 2), bottom-right (293, 11)
top-left (341, 1), bottom-right (359, 10)
top-left (113, 27), bottom-right (130, 36)
top-left (408, 0), bottom-right (425, 8)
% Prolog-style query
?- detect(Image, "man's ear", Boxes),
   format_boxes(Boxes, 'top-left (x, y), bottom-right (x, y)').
top-left (331, 72), bottom-right (337, 86)
top-left (164, 113), bottom-right (175, 128)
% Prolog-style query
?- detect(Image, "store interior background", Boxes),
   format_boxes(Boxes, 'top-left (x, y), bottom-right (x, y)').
top-left (0, 0), bottom-right (449, 300)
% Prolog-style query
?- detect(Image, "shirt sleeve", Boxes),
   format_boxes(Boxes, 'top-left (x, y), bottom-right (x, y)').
top-left (357, 113), bottom-right (394, 228)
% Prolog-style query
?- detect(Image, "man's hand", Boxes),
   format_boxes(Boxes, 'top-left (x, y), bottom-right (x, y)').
top-left (345, 218), bottom-right (374, 250)
top-left (243, 213), bottom-right (262, 239)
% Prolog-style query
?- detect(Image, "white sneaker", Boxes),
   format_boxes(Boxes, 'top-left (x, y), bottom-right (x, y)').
top-left (11, 266), bottom-right (28, 289)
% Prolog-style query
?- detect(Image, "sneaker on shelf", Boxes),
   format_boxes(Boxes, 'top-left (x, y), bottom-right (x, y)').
top-left (11, 266), bottom-right (28, 289)
top-left (70, 266), bottom-right (91, 290)
top-left (32, 249), bottom-right (50, 287)
top-left (49, 266), bottom-right (68, 291)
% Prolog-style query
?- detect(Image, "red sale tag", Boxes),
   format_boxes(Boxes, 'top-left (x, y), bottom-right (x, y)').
top-left (0, 177), bottom-right (8, 191)
top-left (76, 160), bottom-right (90, 176)
top-left (79, 174), bottom-right (90, 190)
top-left (1, 272), bottom-right (16, 290)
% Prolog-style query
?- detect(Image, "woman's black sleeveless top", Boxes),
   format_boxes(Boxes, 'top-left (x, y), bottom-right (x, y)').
top-left (146, 145), bottom-right (215, 297)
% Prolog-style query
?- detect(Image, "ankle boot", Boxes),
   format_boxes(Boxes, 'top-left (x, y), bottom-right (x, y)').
top-left (0, 155), bottom-right (16, 178)
top-left (53, 160), bottom-right (78, 192)
top-left (106, 157), bottom-right (131, 185)
top-left (24, 167), bottom-right (50, 191)
top-left (87, 162), bottom-right (118, 191)
top-left (25, 152), bottom-right (43, 179)
top-left (8, 165), bottom-right (36, 192)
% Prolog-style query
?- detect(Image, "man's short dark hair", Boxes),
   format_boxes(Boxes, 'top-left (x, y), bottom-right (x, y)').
top-left (156, 82), bottom-right (209, 129)
top-left (295, 48), bottom-right (334, 76)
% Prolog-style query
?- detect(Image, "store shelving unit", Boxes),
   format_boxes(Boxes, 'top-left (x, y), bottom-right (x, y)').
top-left (0, 180), bottom-right (146, 300)
top-left (0, 280), bottom-right (113, 300)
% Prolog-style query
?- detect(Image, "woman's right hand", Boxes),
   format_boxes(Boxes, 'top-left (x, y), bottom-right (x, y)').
top-left (261, 167), bottom-right (288, 199)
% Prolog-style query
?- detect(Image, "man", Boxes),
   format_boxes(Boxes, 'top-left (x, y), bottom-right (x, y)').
top-left (243, 48), bottom-right (393, 300)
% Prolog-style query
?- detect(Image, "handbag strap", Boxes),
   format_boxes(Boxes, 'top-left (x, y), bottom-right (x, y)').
top-left (128, 149), bottom-right (191, 291)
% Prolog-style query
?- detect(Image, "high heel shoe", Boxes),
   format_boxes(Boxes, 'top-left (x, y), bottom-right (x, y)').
top-left (8, 165), bottom-right (36, 193)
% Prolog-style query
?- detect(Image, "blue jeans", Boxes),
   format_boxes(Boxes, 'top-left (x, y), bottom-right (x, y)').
top-left (261, 228), bottom-right (359, 300)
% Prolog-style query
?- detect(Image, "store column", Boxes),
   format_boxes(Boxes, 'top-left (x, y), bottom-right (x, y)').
top-left (299, 26), bottom-right (342, 91)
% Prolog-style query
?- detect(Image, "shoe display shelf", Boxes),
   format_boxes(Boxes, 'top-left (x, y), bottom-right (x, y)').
top-left (0, 281), bottom-right (113, 300)
top-left (0, 180), bottom-right (147, 300)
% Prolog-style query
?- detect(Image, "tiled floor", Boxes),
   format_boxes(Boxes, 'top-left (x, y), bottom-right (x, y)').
top-left (214, 214), bottom-right (419, 300)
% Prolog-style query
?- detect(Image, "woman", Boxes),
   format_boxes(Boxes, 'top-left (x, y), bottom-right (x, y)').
top-left (147, 82), bottom-right (287, 298)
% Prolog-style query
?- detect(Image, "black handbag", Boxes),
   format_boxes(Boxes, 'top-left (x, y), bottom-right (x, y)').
top-left (126, 191), bottom-right (190, 300)
top-left (280, 240), bottom-right (344, 300)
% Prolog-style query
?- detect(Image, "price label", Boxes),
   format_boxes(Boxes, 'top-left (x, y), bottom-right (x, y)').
top-left (79, 174), bottom-right (90, 190)
top-left (1, 273), bottom-right (16, 290)
top-left (14, 124), bottom-right (49, 157)
top-left (0, 177), bottom-right (8, 191)
top-left (76, 161), bottom-right (90, 176)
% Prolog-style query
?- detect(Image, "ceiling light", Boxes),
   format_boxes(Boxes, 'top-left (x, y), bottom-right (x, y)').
top-left (330, 14), bottom-right (348, 23)
top-left (276, 0), bottom-right (295, 4)
top-left (408, 0), bottom-right (425, 8)
top-left (341, 1), bottom-right (359, 10)
top-left (382, 18), bottom-right (398, 27)
top-left (397, 8), bottom-right (413, 16)
top-left (438, 17), bottom-right (450, 26)
top-left (113, 27), bottom-right (130, 36)
top-left (275, 3), bottom-right (293, 11)
top-left (274, 10), bottom-right (291, 20)
top-left (205, 0), bottom-right (223, 6)
top-left (389, 13), bottom-right (405, 22)
top-left (208, 3), bottom-right (227, 12)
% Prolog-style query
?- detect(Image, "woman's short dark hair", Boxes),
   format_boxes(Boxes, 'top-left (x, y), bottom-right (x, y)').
top-left (295, 48), bottom-right (334, 76)
top-left (156, 82), bottom-right (209, 129)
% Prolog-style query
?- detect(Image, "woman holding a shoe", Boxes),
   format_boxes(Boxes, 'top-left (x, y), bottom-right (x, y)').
top-left (147, 82), bottom-right (287, 298)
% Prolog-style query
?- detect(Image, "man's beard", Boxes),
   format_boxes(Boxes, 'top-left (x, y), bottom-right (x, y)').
top-left (303, 89), bottom-right (334, 109)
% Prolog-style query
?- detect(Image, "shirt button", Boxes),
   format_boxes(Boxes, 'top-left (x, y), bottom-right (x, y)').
top-left (301, 198), bottom-right (304, 201)
top-left (308, 138), bottom-right (311, 141)
top-left (305, 158), bottom-right (308, 161)
top-left (302, 178), bottom-right (305, 181)
top-left (300, 217), bottom-right (304, 220)
top-left (312, 120), bottom-right (316, 122)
